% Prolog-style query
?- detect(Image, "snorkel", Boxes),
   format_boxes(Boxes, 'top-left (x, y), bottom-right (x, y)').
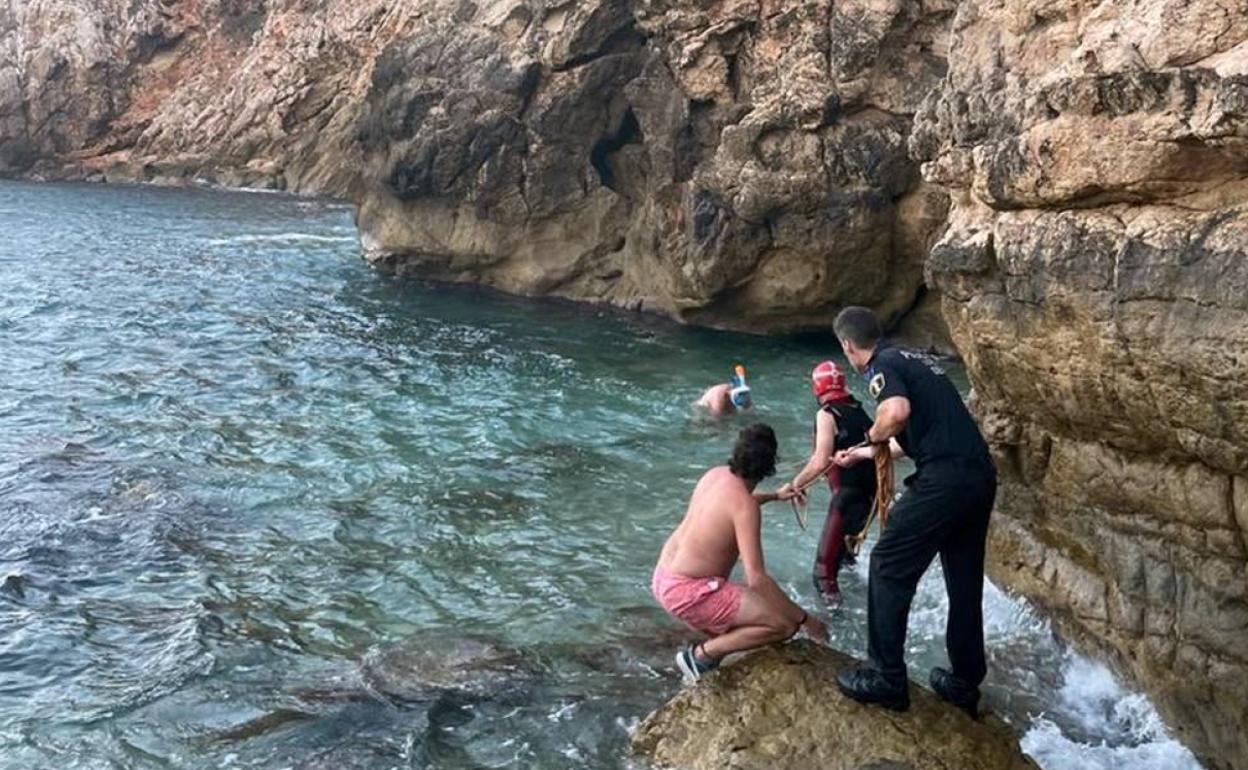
top-left (729, 364), bottom-right (752, 410)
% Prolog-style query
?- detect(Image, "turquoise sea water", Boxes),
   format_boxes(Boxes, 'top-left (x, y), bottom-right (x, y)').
top-left (0, 181), bottom-right (1201, 769)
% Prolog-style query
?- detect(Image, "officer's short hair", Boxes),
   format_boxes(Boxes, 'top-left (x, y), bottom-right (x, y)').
top-left (833, 306), bottom-right (882, 348)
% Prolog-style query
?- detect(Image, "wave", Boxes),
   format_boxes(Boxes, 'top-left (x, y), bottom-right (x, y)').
top-left (203, 232), bottom-right (358, 246)
top-left (1018, 643), bottom-right (1203, 769)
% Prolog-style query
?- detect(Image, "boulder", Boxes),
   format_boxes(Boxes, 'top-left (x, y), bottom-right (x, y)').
top-left (631, 641), bottom-right (1039, 770)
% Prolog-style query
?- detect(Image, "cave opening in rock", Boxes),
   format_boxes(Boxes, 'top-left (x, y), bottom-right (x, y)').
top-left (590, 107), bottom-right (642, 192)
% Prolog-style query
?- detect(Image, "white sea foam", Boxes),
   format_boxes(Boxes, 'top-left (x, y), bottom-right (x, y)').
top-left (203, 232), bottom-right (357, 246)
top-left (1021, 717), bottom-right (1200, 770)
top-left (1018, 654), bottom-right (1202, 770)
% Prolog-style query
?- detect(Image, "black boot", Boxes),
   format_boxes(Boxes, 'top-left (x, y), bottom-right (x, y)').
top-left (930, 667), bottom-right (980, 719)
top-left (836, 666), bottom-right (910, 711)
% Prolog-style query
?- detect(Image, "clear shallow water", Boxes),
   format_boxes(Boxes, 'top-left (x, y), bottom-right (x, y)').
top-left (0, 180), bottom-right (1201, 769)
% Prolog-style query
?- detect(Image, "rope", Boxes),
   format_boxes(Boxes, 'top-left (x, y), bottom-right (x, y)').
top-left (787, 440), bottom-right (898, 545)
top-left (845, 444), bottom-right (895, 555)
top-left (788, 470), bottom-right (827, 531)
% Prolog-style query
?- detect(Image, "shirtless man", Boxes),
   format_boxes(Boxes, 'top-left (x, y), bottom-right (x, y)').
top-left (652, 423), bottom-right (828, 682)
top-left (696, 365), bottom-right (752, 418)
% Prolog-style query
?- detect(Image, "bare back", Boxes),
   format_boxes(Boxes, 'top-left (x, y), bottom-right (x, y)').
top-left (695, 384), bottom-right (733, 417)
top-left (657, 466), bottom-right (754, 578)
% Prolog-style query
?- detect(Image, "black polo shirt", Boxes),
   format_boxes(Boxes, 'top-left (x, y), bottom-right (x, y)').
top-left (864, 344), bottom-right (991, 470)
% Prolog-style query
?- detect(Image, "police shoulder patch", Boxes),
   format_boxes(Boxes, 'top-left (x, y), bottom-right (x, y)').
top-left (868, 373), bottom-right (886, 399)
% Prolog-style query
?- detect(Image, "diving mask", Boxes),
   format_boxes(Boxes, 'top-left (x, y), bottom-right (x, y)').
top-left (730, 364), bottom-right (751, 409)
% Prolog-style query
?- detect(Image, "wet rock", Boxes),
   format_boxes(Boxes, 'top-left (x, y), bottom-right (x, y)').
top-left (914, 0), bottom-right (1248, 765)
top-left (533, 608), bottom-right (692, 680)
top-left (295, 745), bottom-right (394, 770)
top-left (632, 641), bottom-right (1039, 770)
top-left (206, 708), bottom-right (317, 743)
top-left (359, 632), bottom-right (536, 701)
top-left (0, 572), bottom-right (25, 600)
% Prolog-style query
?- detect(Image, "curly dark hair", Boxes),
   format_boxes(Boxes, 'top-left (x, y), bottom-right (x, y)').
top-left (729, 423), bottom-right (778, 483)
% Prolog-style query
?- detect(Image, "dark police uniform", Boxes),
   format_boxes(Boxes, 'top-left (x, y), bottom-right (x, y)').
top-left (864, 344), bottom-right (996, 688)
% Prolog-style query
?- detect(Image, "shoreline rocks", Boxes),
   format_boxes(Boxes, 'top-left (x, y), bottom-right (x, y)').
top-left (631, 641), bottom-right (1040, 770)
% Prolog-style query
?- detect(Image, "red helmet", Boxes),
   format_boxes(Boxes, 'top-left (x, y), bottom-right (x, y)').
top-left (811, 360), bottom-right (850, 402)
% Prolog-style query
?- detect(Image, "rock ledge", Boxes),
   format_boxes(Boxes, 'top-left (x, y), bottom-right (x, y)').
top-left (631, 641), bottom-right (1038, 770)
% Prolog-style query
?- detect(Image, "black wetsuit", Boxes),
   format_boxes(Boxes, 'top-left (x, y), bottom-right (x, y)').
top-left (863, 345), bottom-right (996, 688)
top-left (813, 398), bottom-right (876, 596)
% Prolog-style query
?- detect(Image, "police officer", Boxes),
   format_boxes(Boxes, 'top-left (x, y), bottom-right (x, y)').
top-left (829, 306), bottom-right (996, 717)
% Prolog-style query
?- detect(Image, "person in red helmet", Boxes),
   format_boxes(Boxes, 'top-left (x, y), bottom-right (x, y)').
top-left (778, 360), bottom-right (878, 600)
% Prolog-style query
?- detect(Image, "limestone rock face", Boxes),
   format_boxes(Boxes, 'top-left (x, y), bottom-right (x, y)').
top-left (631, 642), bottom-right (1039, 770)
top-left (0, 0), bottom-right (425, 192)
top-left (0, 0), bottom-right (952, 333)
top-left (357, 0), bottom-right (954, 331)
top-left (914, 0), bottom-right (1248, 766)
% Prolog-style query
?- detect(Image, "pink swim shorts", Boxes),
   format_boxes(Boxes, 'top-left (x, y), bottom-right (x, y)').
top-left (651, 565), bottom-right (745, 636)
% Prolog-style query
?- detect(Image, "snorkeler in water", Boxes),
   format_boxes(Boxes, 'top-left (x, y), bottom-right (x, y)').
top-left (696, 365), bottom-right (753, 418)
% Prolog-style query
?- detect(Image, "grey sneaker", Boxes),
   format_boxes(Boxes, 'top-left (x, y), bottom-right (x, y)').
top-left (675, 644), bottom-right (720, 683)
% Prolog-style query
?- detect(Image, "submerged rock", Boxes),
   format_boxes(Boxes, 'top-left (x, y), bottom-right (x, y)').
top-left (0, 572), bottom-right (26, 600)
top-left (295, 749), bottom-right (377, 770)
top-left (205, 708), bottom-right (317, 743)
top-left (359, 632), bottom-right (536, 701)
top-left (632, 642), bottom-right (1038, 770)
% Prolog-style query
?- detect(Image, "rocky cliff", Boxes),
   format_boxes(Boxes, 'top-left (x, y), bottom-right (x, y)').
top-left (913, 0), bottom-right (1248, 767)
top-left (353, 0), bottom-right (955, 332)
top-left (0, 0), bottom-right (952, 335)
top-left (0, 1), bottom-right (423, 193)
top-left (4, 0), bottom-right (1248, 767)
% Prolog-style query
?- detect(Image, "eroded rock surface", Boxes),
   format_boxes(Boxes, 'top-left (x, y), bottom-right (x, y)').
top-left (0, 0), bottom-right (421, 192)
top-left (631, 642), bottom-right (1039, 770)
top-left (356, 0), bottom-right (954, 331)
top-left (914, 0), bottom-right (1248, 766)
top-left (0, 0), bottom-right (951, 333)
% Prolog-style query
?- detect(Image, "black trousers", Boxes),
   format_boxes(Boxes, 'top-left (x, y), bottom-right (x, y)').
top-left (866, 459), bottom-right (996, 687)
